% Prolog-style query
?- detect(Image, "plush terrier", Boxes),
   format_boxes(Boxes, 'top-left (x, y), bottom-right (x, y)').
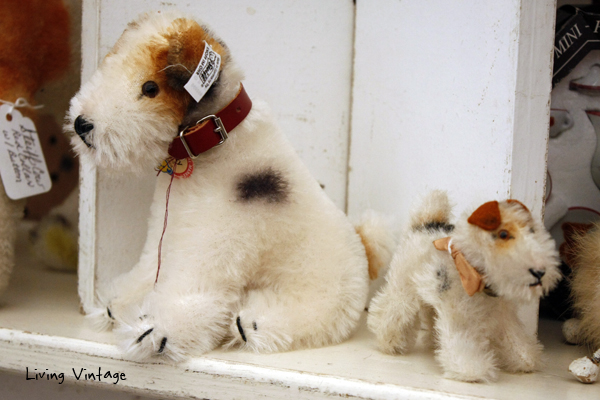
top-left (66, 12), bottom-right (394, 361)
top-left (562, 225), bottom-right (600, 383)
top-left (367, 191), bottom-right (561, 382)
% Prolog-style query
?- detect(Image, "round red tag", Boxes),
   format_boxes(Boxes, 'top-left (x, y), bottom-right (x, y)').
top-left (172, 157), bottom-right (194, 179)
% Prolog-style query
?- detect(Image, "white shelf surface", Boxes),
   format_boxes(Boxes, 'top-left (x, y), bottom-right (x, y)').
top-left (0, 231), bottom-right (597, 400)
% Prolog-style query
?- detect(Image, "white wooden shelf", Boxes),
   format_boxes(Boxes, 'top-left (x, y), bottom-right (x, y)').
top-left (0, 227), bottom-right (596, 400)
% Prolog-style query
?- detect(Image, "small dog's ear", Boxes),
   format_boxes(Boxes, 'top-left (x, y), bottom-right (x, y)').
top-left (506, 199), bottom-right (530, 213)
top-left (468, 201), bottom-right (501, 231)
top-left (163, 19), bottom-right (225, 90)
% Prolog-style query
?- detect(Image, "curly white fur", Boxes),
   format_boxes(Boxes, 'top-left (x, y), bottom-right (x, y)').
top-left (368, 190), bottom-right (561, 382)
top-left (67, 11), bottom-right (391, 361)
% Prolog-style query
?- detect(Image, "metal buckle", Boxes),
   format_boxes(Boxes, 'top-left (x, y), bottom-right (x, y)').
top-left (178, 115), bottom-right (228, 159)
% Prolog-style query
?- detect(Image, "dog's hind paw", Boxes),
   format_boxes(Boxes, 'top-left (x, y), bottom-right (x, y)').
top-left (224, 313), bottom-right (291, 352)
top-left (85, 305), bottom-right (116, 331)
top-left (114, 313), bottom-right (184, 362)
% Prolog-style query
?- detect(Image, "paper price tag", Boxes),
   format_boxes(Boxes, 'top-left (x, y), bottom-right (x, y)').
top-left (184, 41), bottom-right (221, 102)
top-left (0, 105), bottom-right (52, 200)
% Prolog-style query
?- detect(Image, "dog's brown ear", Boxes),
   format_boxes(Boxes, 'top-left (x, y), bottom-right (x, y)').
top-left (163, 19), bottom-right (226, 90)
top-left (468, 201), bottom-right (502, 231)
top-left (506, 199), bottom-right (530, 213)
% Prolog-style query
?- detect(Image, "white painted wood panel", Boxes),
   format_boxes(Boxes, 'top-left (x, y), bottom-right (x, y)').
top-left (348, 0), bottom-right (553, 220)
top-left (78, 0), bottom-right (99, 312)
top-left (510, 1), bottom-right (556, 216)
top-left (80, 0), bottom-right (355, 302)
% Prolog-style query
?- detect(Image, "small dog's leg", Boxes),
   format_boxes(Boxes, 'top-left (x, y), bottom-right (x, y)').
top-left (562, 318), bottom-right (583, 345)
top-left (367, 276), bottom-right (423, 355)
top-left (86, 256), bottom-right (157, 331)
top-left (434, 303), bottom-right (497, 383)
top-left (367, 242), bottom-right (431, 355)
top-left (87, 201), bottom-right (170, 330)
top-left (419, 305), bottom-right (437, 349)
top-left (492, 301), bottom-right (542, 373)
top-left (115, 287), bottom-right (236, 362)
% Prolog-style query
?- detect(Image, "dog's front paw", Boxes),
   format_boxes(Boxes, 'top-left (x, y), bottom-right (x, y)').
top-left (225, 312), bottom-right (291, 353)
top-left (501, 343), bottom-right (542, 374)
top-left (85, 305), bottom-right (116, 331)
top-left (436, 336), bottom-right (498, 383)
top-left (114, 313), bottom-right (184, 362)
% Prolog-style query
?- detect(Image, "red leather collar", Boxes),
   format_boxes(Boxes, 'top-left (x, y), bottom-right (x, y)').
top-left (168, 84), bottom-right (252, 160)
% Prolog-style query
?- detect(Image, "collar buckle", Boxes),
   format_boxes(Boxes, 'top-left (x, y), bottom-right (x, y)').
top-left (178, 115), bottom-right (228, 159)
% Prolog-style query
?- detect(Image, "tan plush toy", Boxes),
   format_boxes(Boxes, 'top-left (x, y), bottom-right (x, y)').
top-left (562, 224), bottom-right (600, 383)
top-left (0, 0), bottom-right (70, 295)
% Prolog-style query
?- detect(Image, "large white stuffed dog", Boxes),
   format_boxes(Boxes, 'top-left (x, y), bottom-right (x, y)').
top-left (67, 12), bottom-right (393, 361)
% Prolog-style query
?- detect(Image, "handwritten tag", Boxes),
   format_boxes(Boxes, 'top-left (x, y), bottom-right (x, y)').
top-left (0, 105), bottom-right (51, 200)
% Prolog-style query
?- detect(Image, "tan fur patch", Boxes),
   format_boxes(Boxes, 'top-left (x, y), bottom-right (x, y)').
top-left (493, 222), bottom-right (519, 250)
top-left (429, 211), bottom-right (449, 224)
top-left (468, 201), bottom-right (501, 231)
top-left (147, 44), bottom-right (190, 121)
top-left (164, 19), bottom-right (227, 86)
top-left (356, 225), bottom-right (381, 280)
top-left (560, 222), bottom-right (593, 266)
top-left (506, 199), bottom-right (529, 213)
top-left (572, 224), bottom-right (600, 348)
top-left (500, 201), bottom-right (533, 229)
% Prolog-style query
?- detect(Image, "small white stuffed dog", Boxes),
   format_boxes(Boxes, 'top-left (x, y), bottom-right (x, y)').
top-left (368, 191), bottom-right (561, 382)
top-left (66, 12), bottom-right (393, 361)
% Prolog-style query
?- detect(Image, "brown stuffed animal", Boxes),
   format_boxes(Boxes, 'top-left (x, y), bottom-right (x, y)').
top-left (563, 224), bottom-right (600, 383)
top-left (0, 0), bottom-right (71, 295)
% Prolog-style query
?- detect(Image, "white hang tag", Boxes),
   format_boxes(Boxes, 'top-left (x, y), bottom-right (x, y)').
top-left (184, 41), bottom-right (222, 102)
top-left (0, 105), bottom-right (52, 200)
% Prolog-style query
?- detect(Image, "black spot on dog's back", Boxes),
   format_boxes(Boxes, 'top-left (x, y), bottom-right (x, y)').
top-left (237, 168), bottom-right (289, 203)
top-left (437, 266), bottom-right (451, 293)
top-left (415, 221), bottom-right (455, 234)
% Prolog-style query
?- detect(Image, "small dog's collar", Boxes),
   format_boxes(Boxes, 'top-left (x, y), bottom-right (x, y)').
top-left (433, 237), bottom-right (486, 296)
top-left (168, 84), bottom-right (252, 160)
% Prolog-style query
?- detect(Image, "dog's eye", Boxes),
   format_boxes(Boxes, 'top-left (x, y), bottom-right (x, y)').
top-left (498, 229), bottom-right (510, 240)
top-left (142, 81), bottom-right (159, 98)
top-left (529, 227), bottom-right (535, 234)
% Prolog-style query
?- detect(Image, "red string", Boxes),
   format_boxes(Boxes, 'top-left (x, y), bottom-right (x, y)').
top-left (155, 169), bottom-right (176, 285)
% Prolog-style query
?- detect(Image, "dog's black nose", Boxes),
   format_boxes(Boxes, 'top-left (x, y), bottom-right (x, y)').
top-left (74, 115), bottom-right (94, 146)
top-left (529, 269), bottom-right (545, 279)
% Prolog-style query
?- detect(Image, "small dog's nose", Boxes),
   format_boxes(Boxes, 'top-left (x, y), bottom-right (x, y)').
top-left (74, 115), bottom-right (94, 144)
top-left (529, 269), bottom-right (545, 279)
